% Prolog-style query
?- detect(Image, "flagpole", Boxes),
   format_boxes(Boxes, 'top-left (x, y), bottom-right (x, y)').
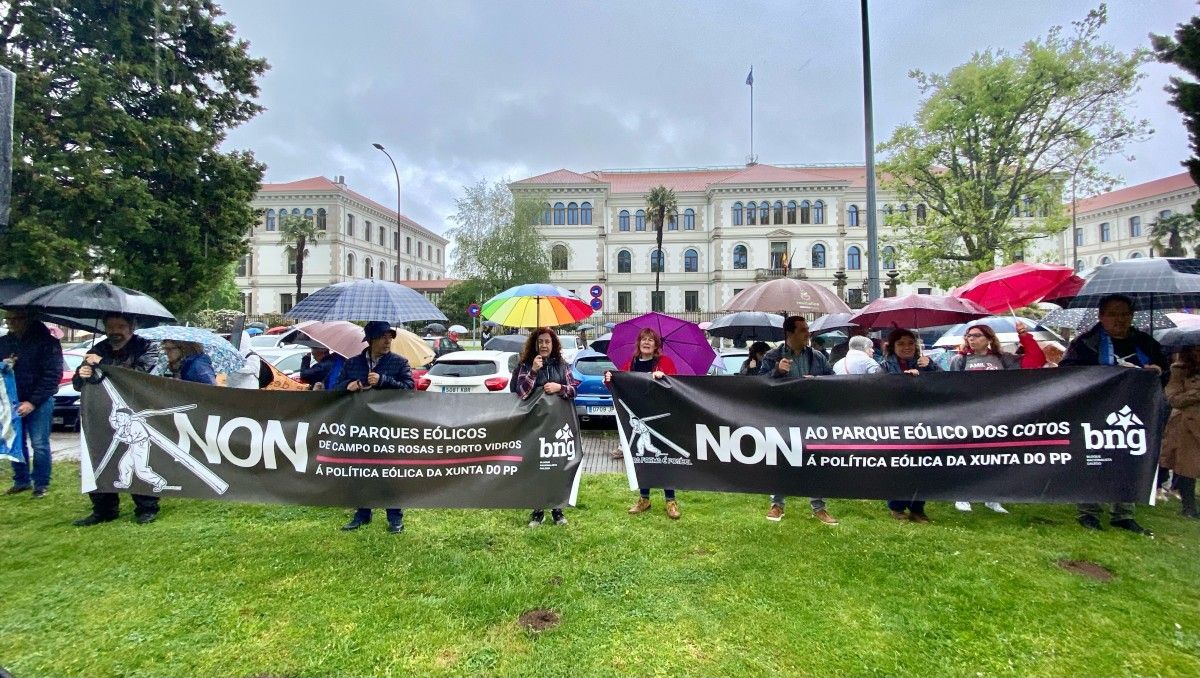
top-left (748, 65), bottom-right (755, 163)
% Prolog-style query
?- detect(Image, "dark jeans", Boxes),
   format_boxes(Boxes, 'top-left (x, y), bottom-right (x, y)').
top-left (887, 500), bottom-right (926, 514)
top-left (11, 398), bottom-right (53, 489)
top-left (639, 487), bottom-right (676, 500)
top-left (354, 507), bottom-right (404, 525)
top-left (1077, 502), bottom-right (1134, 521)
top-left (89, 492), bottom-right (159, 518)
top-left (1177, 476), bottom-right (1197, 515)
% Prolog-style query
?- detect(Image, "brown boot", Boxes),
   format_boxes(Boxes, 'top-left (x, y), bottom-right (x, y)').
top-left (889, 510), bottom-right (908, 521)
top-left (666, 500), bottom-right (681, 520)
top-left (813, 508), bottom-right (840, 525)
top-left (628, 497), bottom-right (652, 514)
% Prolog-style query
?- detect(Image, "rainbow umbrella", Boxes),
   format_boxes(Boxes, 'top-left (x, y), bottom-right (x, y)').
top-left (481, 283), bottom-right (593, 328)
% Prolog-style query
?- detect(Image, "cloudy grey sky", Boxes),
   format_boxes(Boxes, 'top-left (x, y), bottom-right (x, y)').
top-left (219, 0), bottom-right (1197, 237)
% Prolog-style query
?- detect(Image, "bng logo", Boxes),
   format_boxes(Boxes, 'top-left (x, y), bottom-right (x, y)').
top-left (539, 424), bottom-right (576, 469)
top-left (1082, 405), bottom-right (1147, 456)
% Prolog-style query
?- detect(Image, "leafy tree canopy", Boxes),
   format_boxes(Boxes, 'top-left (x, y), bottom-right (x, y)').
top-left (1153, 11), bottom-right (1200, 220)
top-left (0, 0), bottom-right (267, 314)
top-left (447, 178), bottom-right (549, 296)
top-left (879, 4), bottom-right (1149, 288)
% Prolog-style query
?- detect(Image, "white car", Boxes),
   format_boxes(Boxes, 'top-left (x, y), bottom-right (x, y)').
top-left (417, 350), bottom-right (519, 393)
top-left (557, 335), bottom-right (581, 364)
top-left (248, 334), bottom-right (286, 349)
top-left (256, 346), bottom-right (312, 377)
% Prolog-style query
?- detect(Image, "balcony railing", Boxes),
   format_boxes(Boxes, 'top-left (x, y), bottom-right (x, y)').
top-left (753, 267), bottom-right (809, 282)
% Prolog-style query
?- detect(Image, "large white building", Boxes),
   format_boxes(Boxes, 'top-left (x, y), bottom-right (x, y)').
top-left (512, 163), bottom-right (957, 314)
top-left (236, 176), bottom-right (449, 315)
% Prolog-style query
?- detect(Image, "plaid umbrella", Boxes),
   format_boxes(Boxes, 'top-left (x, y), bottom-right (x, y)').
top-left (481, 284), bottom-right (592, 328)
top-left (285, 279), bottom-right (447, 323)
top-left (135, 325), bottom-right (245, 374)
top-left (7, 282), bottom-right (174, 331)
top-left (606, 312), bottom-right (716, 375)
top-left (720, 277), bottom-right (850, 315)
top-left (1066, 258), bottom-right (1200, 310)
top-left (707, 312), bottom-right (785, 341)
top-left (1040, 307), bottom-right (1175, 333)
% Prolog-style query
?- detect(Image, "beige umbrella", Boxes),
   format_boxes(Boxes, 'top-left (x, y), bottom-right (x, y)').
top-left (720, 278), bottom-right (850, 315)
top-left (392, 327), bottom-right (435, 367)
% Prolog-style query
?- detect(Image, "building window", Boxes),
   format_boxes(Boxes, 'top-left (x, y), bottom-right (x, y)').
top-left (346, 253), bottom-right (355, 276)
top-left (406, 237), bottom-right (412, 254)
top-left (345, 214), bottom-right (354, 237)
top-left (1161, 209), bottom-right (1174, 219)
top-left (1074, 228), bottom-right (1084, 246)
top-left (847, 289), bottom-right (863, 305)
top-left (811, 244), bottom-right (826, 269)
top-left (651, 291), bottom-right (665, 312)
top-left (567, 202), bottom-right (579, 225)
top-left (882, 246), bottom-right (897, 270)
top-left (619, 210), bottom-right (630, 231)
top-left (667, 212), bottom-right (678, 231)
top-left (286, 249), bottom-right (297, 275)
top-left (770, 241), bottom-right (788, 270)
top-left (364, 222), bottom-right (371, 243)
top-left (847, 246), bottom-right (862, 270)
top-left (394, 232), bottom-right (399, 250)
top-left (1130, 216), bottom-right (1142, 237)
top-left (773, 201), bottom-right (784, 224)
top-left (684, 248), bottom-right (698, 272)
top-left (417, 270), bottom-right (423, 280)
top-left (235, 254), bottom-right (250, 277)
top-left (418, 242), bottom-right (423, 258)
top-left (1130, 251), bottom-right (1144, 259)
top-left (759, 202), bottom-right (769, 225)
top-left (787, 201), bottom-right (797, 224)
top-left (814, 200), bottom-right (826, 224)
top-left (437, 248), bottom-right (442, 264)
top-left (541, 203), bottom-right (551, 225)
top-left (618, 291), bottom-right (632, 313)
top-left (848, 205), bottom-right (859, 227)
top-left (732, 202), bottom-right (743, 226)
top-left (617, 250), bottom-right (632, 273)
top-left (379, 226), bottom-right (385, 245)
top-left (1099, 222), bottom-right (1111, 242)
top-left (265, 209), bottom-right (276, 231)
top-left (1100, 256), bottom-right (1113, 265)
top-left (684, 290), bottom-right (700, 312)
top-left (364, 257), bottom-right (372, 279)
top-left (916, 203), bottom-right (927, 225)
top-left (551, 244), bottom-right (569, 271)
top-left (800, 200), bottom-right (811, 224)
top-left (405, 267), bottom-right (411, 279)
top-left (553, 202), bottom-right (566, 225)
top-left (280, 293), bottom-right (293, 313)
top-left (304, 207), bottom-right (314, 225)
top-left (733, 244), bottom-right (748, 269)
top-left (635, 209), bottom-right (646, 231)
top-left (650, 249), bottom-right (665, 273)
top-left (581, 202), bottom-right (592, 225)
top-left (684, 208), bottom-right (695, 230)
top-left (1074, 259), bottom-right (1084, 272)
top-left (394, 264), bottom-right (400, 280)
top-left (884, 204), bottom-right (894, 216)
top-left (746, 201), bottom-right (757, 225)
top-left (917, 287), bottom-right (933, 295)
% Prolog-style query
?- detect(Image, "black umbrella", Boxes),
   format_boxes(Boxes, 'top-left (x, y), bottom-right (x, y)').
top-left (481, 320), bottom-right (500, 328)
top-left (423, 322), bottom-right (447, 335)
top-left (809, 312), bottom-right (860, 335)
top-left (484, 334), bottom-right (527, 353)
top-left (0, 279), bottom-right (37, 306)
top-left (1067, 258), bottom-right (1200, 310)
top-left (5, 282), bottom-right (175, 331)
top-left (589, 332), bottom-right (613, 353)
top-left (707, 312), bottom-right (786, 341)
top-left (1158, 326), bottom-right (1200, 350)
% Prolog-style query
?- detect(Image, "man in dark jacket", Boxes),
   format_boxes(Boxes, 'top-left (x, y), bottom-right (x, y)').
top-left (757, 315), bottom-right (838, 526)
top-left (298, 345), bottom-right (346, 391)
top-left (336, 321), bottom-right (413, 533)
top-left (1060, 293), bottom-right (1167, 536)
top-left (70, 313), bottom-right (162, 525)
top-left (1, 310), bottom-right (63, 498)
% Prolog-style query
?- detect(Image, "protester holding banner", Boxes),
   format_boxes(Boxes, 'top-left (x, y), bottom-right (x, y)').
top-left (299, 346), bottom-right (345, 391)
top-left (0, 310), bottom-right (63, 498)
top-left (737, 341), bottom-right (770, 376)
top-left (757, 315), bottom-right (838, 525)
top-left (1161, 346), bottom-right (1200, 518)
top-left (877, 328), bottom-right (940, 522)
top-left (160, 340), bottom-right (217, 385)
top-left (1062, 293), bottom-right (1167, 535)
top-left (604, 327), bottom-right (681, 519)
top-left (512, 327), bottom-right (575, 527)
top-left (72, 313), bottom-right (164, 525)
top-left (337, 321), bottom-right (413, 533)
top-left (832, 336), bottom-right (882, 375)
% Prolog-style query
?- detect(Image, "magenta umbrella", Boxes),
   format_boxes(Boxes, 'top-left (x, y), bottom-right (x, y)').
top-left (850, 294), bottom-right (991, 330)
top-left (951, 263), bottom-right (1074, 313)
top-left (606, 312), bottom-right (716, 375)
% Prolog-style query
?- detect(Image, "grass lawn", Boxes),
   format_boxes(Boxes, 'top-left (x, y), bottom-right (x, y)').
top-left (2, 463), bottom-right (1200, 677)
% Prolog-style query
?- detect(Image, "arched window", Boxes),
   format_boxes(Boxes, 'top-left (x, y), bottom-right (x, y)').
top-left (291, 208), bottom-right (301, 217)
top-left (847, 246), bottom-right (862, 270)
top-left (684, 248), bottom-right (698, 272)
top-left (393, 264), bottom-right (399, 281)
top-left (650, 249), bottom-right (665, 273)
top-left (405, 267), bottom-right (412, 280)
top-left (746, 201), bottom-right (757, 225)
top-left (813, 200), bottom-right (825, 224)
top-left (265, 209), bottom-right (276, 231)
top-left (759, 202), bottom-right (769, 224)
top-left (553, 202), bottom-right (566, 225)
top-left (786, 201), bottom-right (797, 224)
top-left (884, 204), bottom-right (894, 216)
top-left (733, 244), bottom-right (748, 269)
top-left (800, 200), bottom-right (812, 224)
top-left (899, 204), bottom-right (909, 222)
top-left (667, 212), bottom-right (678, 231)
top-left (916, 203), bottom-right (927, 225)
top-left (635, 209), bottom-right (646, 231)
top-left (567, 202), bottom-right (579, 225)
top-left (1130, 251), bottom-right (1144, 259)
top-left (617, 250), bottom-right (632, 273)
top-left (542, 203), bottom-right (552, 225)
top-left (1100, 256), bottom-right (1113, 265)
top-left (417, 270), bottom-right (423, 280)
top-left (316, 208), bottom-right (327, 230)
top-left (364, 257), bottom-right (372, 279)
top-left (346, 252), bottom-right (355, 277)
top-left (304, 208), bottom-right (314, 226)
top-left (581, 202), bottom-right (592, 225)
top-left (773, 201), bottom-right (784, 224)
top-left (551, 244), bottom-right (569, 271)
top-left (619, 210), bottom-right (630, 231)
top-left (1074, 259), bottom-right (1084, 272)
top-left (732, 202), bottom-right (743, 226)
top-left (684, 208), bottom-right (695, 230)
top-left (811, 244), bottom-right (826, 269)
top-left (1099, 222), bottom-right (1111, 242)
top-left (1161, 209), bottom-right (1174, 219)
top-left (882, 246), bottom-right (897, 270)
top-left (848, 204), bottom-right (859, 227)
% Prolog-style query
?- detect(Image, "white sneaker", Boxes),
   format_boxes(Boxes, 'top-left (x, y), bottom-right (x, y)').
top-left (984, 502), bottom-right (1008, 513)
top-left (954, 501), bottom-right (972, 512)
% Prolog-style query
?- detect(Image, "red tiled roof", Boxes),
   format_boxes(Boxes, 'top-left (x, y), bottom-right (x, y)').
top-left (512, 164), bottom-right (876, 194)
top-left (259, 176), bottom-right (444, 242)
top-left (401, 278), bottom-right (458, 291)
top-left (711, 164), bottom-right (849, 186)
top-left (1074, 171), bottom-right (1198, 214)
top-left (516, 168), bottom-right (602, 185)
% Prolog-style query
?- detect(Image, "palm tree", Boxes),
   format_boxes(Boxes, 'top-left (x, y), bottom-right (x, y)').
top-left (1149, 212), bottom-right (1200, 256)
top-left (279, 213), bottom-right (325, 302)
top-left (644, 185), bottom-right (677, 296)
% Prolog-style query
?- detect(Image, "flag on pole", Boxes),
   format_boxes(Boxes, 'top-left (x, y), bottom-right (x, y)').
top-left (745, 67), bottom-right (754, 86)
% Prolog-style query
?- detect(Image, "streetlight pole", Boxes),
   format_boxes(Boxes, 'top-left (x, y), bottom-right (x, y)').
top-left (860, 0), bottom-right (881, 301)
top-left (373, 143), bottom-right (402, 275)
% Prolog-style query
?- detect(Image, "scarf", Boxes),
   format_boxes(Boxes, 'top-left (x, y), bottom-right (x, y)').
top-left (1098, 327), bottom-right (1150, 367)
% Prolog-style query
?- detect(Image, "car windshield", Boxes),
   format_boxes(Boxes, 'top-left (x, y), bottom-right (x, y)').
top-left (722, 355), bottom-right (747, 373)
top-left (273, 352), bottom-right (306, 373)
top-left (559, 336), bottom-right (579, 349)
top-left (63, 354), bottom-right (85, 371)
top-left (249, 335), bottom-right (278, 347)
top-left (575, 356), bottom-right (615, 376)
top-left (428, 360), bottom-right (499, 378)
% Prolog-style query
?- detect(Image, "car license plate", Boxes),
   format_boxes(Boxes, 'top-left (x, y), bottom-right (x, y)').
top-left (586, 406), bottom-right (614, 415)
top-left (53, 416), bottom-right (64, 425)
top-left (442, 386), bottom-right (473, 393)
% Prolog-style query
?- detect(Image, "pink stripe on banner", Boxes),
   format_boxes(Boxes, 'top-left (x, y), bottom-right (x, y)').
top-left (316, 455), bottom-right (523, 466)
top-left (806, 439), bottom-right (1070, 451)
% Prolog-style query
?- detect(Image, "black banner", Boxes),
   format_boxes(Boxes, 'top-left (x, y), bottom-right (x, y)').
top-left (610, 367), bottom-right (1164, 503)
top-left (80, 368), bottom-right (582, 508)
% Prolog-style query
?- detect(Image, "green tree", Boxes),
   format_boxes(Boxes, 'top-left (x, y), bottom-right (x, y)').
top-left (643, 185), bottom-right (677, 294)
top-left (279, 213), bottom-right (324, 302)
top-left (436, 278), bottom-right (490, 330)
top-left (879, 5), bottom-right (1148, 288)
top-left (1149, 212), bottom-right (1200, 256)
top-left (447, 178), bottom-right (549, 293)
top-left (1153, 13), bottom-right (1200, 220)
top-left (0, 0), bottom-right (267, 314)
top-left (196, 262), bottom-right (243, 312)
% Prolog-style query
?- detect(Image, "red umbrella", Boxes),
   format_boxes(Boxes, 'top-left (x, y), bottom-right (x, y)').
top-left (951, 263), bottom-right (1074, 313)
top-left (1041, 273), bottom-right (1088, 307)
top-left (851, 294), bottom-right (991, 330)
top-left (265, 325), bottom-right (292, 335)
